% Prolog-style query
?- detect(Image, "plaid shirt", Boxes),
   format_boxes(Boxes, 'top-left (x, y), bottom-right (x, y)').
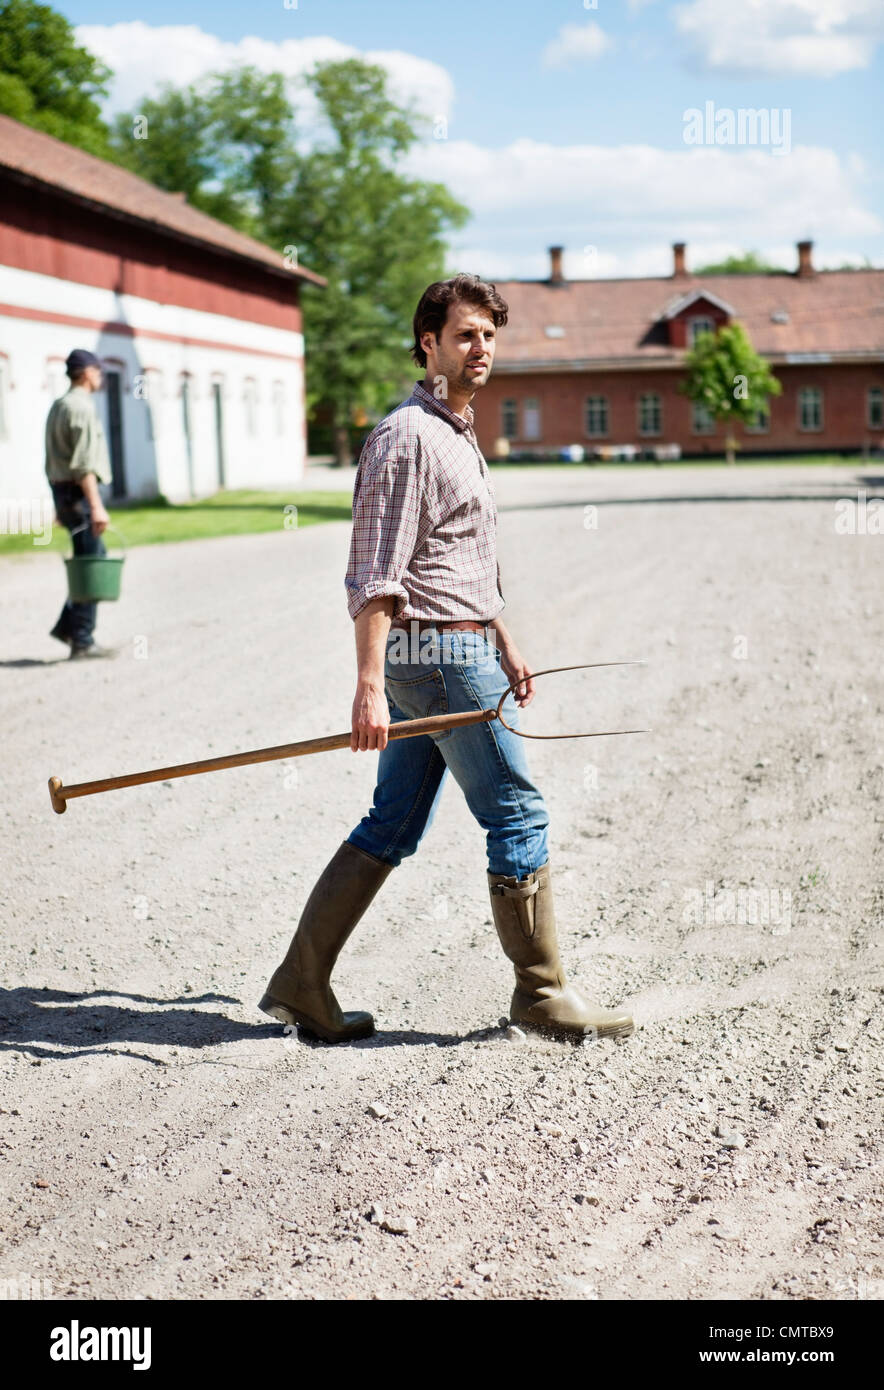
top-left (345, 379), bottom-right (505, 622)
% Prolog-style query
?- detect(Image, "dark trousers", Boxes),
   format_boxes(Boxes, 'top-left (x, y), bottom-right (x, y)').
top-left (51, 482), bottom-right (106, 649)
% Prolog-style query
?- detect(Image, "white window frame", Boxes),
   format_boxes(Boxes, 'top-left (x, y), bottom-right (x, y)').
top-left (745, 405), bottom-right (770, 434)
top-left (688, 316), bottom-right (716, 346)
top-left (585, 395), bottom-right (609, 438)
top-left (522, 397), bottom-right (541, 442)
top-left (638, 392), bottom-right (662, 437)
top-left (798, 386), bottom-right (823, 432)
top-left (691, 401), bottom-right (716, 435)
top-left (501, 398), bottom-right (518, 440)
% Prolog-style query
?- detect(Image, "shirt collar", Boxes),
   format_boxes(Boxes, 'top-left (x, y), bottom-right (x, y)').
top-left (412, 379), bottom-right (474, 432)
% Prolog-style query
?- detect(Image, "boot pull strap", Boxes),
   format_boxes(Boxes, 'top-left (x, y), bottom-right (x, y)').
top-left (490, 880), bottom-right (539, 900)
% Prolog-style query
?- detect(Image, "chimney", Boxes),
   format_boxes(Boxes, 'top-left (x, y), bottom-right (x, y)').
top-left (796, 239), bottom-right (815, 277)
top-left (548, 245), bottom-right (564, 285)
top-left (672, 242), bottom-right (687, 278)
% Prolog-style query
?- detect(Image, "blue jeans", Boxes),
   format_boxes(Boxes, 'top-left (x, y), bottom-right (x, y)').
top-left (347, 629), bottom-right (550, 878)
top-left (51, 482), bottom-right (106, 648)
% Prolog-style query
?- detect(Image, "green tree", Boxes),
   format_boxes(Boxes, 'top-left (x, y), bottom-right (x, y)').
top-left (115, 57), bottom-right (470, 466)
top-left (268, 59), bottom-right (470, 465)
top-left (695, 251), bottom-right (786, 275)
top-left (679, 322), bottom-right (782, 464)
top-left (0, 0), bottom-right (112, 155)
top-left (110, 67), bottom-right (293, 237)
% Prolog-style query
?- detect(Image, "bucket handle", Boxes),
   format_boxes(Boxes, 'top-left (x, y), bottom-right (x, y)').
top-left (68, 521), bottom-right (126, 555)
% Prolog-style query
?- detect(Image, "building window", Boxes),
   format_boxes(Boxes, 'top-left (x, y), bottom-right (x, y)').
top-left (585, 395), bottom-right (609, 438)
top-left (501, 398), bottom-right (518, 439)
top-left (272, 382), bottom-right (285, 438)
top-left (211, 379), bottom-right (226, 489)
top-left (868, 387), bottom-right (884, 430)
top-left (691, 401), bottom-right (716, 434)
top-left (101, 364), bottom-right (127, 499)
top-left (181, 375), bottom-right (195, 498)
top-left (688, 317), bottom-right (716, 346)
top-left (638, 393), bottom-right (662, 436)
top-left (243, 378), bottom-right (258, 437)
top-left (745, 406), bottom-right (770, 434)
top-left (523, 398), bottom-right (541, 441)
top-left (798, 386), bottom-right (823, 432)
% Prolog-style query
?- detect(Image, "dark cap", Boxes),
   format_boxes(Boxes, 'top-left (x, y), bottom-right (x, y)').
top-left (65, 349), bottom-right (101, 375)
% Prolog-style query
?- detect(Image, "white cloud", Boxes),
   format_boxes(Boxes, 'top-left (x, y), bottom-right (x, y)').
top-left (75, 21), bottom-right (454, 123)
top-left (541, 21), bottom-right (614, 69)
top-left (75, 22), bottom-right (880, 279)
top-left (673, 0), bottom-right (884, 76)
top-left (407, 138), bottom-right (880, 276)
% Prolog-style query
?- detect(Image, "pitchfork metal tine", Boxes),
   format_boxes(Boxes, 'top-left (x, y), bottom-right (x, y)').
top-left (494, 660), bottom-right (650, 740)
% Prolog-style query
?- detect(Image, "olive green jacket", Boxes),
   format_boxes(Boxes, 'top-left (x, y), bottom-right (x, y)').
top-left (45, 386), bottom-right (111, 485)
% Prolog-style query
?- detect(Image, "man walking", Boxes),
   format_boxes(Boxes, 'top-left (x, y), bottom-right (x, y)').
top-left (46, 349), bottom-right (114, 659)
top-left (260, 274), bottom-right (633, 1044)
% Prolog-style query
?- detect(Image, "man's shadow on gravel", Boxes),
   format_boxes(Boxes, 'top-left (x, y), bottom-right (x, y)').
top-left (0, 985), bottom-right (250, 1064)
top-left (0, 657), bottom-right (70, 668)
top-left (279, 1026), bottom-right (497, 1050)
top-left (0, 986), bottom-right (480, 1061)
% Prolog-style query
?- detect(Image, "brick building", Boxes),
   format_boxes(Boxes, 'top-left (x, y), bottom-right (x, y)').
top-left (0, 115), bottom-right (325, 504)
top-left (478, 243), bottom-right (884, 460)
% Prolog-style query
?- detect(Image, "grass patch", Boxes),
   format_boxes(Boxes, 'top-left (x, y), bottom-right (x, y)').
top-left (0, 489), bottom-right (353, 556)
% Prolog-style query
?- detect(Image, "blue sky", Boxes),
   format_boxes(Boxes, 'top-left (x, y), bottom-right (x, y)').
top-left (62, 0), bottom-right (884, 279)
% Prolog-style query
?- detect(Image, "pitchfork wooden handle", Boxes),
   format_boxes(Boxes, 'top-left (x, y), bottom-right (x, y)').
top-left (47, 708), bottom-right (498, 814)
top-left (48, 660), bottom-right (648, 814)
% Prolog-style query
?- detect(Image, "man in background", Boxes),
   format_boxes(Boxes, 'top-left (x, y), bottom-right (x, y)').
top-left (45, 349), bottom-right (114, 659)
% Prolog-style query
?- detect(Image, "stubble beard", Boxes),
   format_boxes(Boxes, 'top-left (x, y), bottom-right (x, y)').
top-left (441, 354), bottom-right (488, 398)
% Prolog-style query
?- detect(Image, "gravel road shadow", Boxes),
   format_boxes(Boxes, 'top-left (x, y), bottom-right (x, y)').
top-left (0, 987), bottom-right (500, 1061)
top-left (0, 658), bottom-right (70, 668)
top-left (0, 986), bottom-right (246, 1063)
top-left (273, 1025), bottom-right (499, 1050)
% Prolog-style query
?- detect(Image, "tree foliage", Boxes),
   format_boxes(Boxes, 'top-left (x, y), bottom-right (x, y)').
top-left (268, 60), bottom-right (469, 456)
top-left (1, 7), bottom-right (472, 468)
top-left (109, 67), bottom-right (293, 238)
top-left (114, 57), bottom-right (470, 463)
top-left (694, 251), bottom-right (786, 275)
top-left (0, 0), bottom-right (112, 155)
top-left (679, 322), bottom-right (782, 463)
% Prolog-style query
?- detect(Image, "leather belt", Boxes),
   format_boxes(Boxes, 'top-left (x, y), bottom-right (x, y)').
top-left (389, 619), bottom-right (491, 635)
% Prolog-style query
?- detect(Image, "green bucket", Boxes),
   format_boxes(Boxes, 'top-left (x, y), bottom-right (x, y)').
top-left (64, 524), bottom-right (126, 603)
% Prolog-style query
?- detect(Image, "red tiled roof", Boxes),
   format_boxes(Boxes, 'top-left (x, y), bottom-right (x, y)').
top-left (0, 115), bottom-right (325, 286)
top-left (490, 266), bottom-right (884, 368)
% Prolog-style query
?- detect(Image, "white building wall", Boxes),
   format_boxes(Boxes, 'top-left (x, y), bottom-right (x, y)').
top-left (0, 263), bottom-right (306, 507)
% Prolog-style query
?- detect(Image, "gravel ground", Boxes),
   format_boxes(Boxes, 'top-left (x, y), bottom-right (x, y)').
top-left (1, 463), bottom-right (882, 1302)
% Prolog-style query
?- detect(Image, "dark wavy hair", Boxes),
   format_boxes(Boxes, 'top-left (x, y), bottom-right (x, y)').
top-left (411, 273), bottom-right (509, 369)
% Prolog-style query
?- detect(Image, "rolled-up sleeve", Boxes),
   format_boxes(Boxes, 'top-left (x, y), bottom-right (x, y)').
top-left (345, 440), bottom-right (424, 621)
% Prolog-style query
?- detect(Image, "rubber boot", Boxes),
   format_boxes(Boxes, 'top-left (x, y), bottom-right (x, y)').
top-left (487, 861), bottom-right (634, 1040)
top-left (259, 840), bottom-right (394, 1042)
